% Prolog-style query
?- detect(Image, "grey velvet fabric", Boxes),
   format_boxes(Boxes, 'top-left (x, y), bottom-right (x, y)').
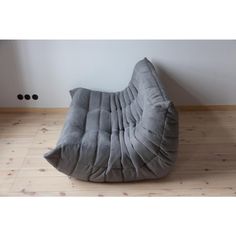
top-left (44, 58), bottom-right (178, 182)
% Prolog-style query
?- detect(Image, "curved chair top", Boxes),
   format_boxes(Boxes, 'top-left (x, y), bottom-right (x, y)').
top-left (129, 58), bottom-right (169, 102)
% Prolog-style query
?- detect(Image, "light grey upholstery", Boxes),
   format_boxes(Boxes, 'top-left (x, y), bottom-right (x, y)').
top-left (44, 58), bottom-right (178, 182)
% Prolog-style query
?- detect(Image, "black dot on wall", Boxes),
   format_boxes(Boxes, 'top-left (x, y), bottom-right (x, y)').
top-left (32, 94), bottom-right (39, 100)
top-left (24, 94), bottom-right (31, 100)
top-left (17, 94), bottom-right (24, 100)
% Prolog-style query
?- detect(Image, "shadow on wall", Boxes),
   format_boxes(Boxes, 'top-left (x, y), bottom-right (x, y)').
top-left (153, 61), bottom-right (202, 106)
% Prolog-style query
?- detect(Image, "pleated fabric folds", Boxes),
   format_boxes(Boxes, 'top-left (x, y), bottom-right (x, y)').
top-left (44, 58), bottom-right (178, 182)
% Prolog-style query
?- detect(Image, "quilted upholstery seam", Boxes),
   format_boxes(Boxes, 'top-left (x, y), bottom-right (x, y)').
top-left (88, 92), bottom-right (102, 181)
top-left (128, 127), bottom-right (157, 177)
top-left (117, 102), bottom-right (171, 171)
top-left (155, 102), bottom-right (173, 168)
top-left (124, 128), bottom-right (138, 175)
top-left (116, 93), bottom-right (125, 182)
top-left (69, 90), bottom-right (91, 177)
top-left (104, 94), bottom-right (113, 182)
top-left (65, 103), bottom-right (172, 172)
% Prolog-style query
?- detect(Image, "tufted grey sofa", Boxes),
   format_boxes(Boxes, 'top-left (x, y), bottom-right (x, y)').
top-left (44, 58), bottom-right (178, 182)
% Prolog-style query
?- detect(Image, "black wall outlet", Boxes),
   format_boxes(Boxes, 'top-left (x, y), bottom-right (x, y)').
top-left (24, 94), bottom-right (31, 100)
top-left (17, 94), bottom-right (39, 101)
top-left (32, 94), bottom-right (39, 100)
top-left (17, 94), bottom-right (24, 100)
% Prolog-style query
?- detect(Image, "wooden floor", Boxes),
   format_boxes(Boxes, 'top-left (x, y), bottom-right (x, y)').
top-left (0, 109), bottom-right (236, 196)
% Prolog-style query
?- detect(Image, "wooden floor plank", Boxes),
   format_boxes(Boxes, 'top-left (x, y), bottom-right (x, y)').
top-left (0, 110), bottom-right (236, 196)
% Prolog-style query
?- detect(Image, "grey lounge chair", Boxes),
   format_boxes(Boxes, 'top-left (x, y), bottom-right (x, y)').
top-left (44, 58), bottom-right (178, 182)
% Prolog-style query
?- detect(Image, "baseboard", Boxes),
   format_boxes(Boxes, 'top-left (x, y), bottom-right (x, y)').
top-left (177, 105), bottom-right (236, 111)
top-left (0, 107), bottom-right (69, 113)
top-left (0, 105), bottom-right (236, 113)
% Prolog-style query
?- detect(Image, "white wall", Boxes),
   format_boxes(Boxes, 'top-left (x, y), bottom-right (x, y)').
top-left (0, 40), bottom-right (236, 107)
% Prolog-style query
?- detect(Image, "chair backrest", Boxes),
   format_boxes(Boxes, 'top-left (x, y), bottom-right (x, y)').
top-left (129, 58), bottom-right (169, 102)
